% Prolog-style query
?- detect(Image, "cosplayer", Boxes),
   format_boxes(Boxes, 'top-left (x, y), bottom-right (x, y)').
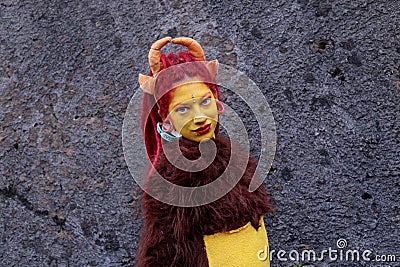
top-left (136, 36), bottom-right (273, 267)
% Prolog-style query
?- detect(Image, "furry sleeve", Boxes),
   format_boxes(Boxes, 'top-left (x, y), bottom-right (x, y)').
top-left (135, 194), bottom-right (208, 267)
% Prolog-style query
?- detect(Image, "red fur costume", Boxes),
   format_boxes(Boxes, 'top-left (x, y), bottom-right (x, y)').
top-left (136, 42), bottom-right (273, 267)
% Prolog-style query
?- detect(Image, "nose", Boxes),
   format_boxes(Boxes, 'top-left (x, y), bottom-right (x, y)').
top-left (192, 104), bottom-right (207, 124)
top-left (193, 115), bottom-right (207, 124)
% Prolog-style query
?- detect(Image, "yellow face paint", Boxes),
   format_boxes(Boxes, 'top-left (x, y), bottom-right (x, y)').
top-left (168, 81), bottom-right (218, 142)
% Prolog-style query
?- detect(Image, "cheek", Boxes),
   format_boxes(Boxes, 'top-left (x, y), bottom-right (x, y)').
top-left (169, 114), bottom-right (190, 131)
top-left (204, 104), bottom-right (219, 120)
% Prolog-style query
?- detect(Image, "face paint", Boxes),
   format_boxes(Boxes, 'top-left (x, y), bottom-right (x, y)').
top-left (168, 81), bottom-right (218, 142)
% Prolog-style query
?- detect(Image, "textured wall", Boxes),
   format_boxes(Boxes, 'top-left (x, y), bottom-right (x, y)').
top-left (1, 0), bottom-right (399, 266)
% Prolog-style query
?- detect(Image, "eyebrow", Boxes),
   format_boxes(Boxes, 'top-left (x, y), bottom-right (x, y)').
top-left (201, 92), bottom-right (211, 99)
top-left (172, 92), bottom-right (212, 109)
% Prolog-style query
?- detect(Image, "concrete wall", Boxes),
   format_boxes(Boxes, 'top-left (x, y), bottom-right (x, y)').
top-left (1, 0), bottom-right (399, 266)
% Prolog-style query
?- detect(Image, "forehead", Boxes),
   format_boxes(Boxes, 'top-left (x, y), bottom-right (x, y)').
top-left (170, 82), bottom-right (213, 104)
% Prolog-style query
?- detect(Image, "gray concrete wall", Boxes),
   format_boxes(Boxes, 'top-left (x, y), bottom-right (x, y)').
top-left (1, 0), bottom-right (399, 266)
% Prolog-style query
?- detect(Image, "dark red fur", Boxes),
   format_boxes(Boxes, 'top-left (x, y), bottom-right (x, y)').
top-left (135, 136), bottom-right (273, 267)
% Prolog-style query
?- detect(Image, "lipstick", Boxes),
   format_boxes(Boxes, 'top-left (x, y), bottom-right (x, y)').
top-left (194, 123), bottom-right (211, 135)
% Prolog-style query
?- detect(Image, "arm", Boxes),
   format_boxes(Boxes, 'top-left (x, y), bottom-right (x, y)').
top-left (135, 220), bottom-right (177, 267)
top-left (135, 195), bottom-right (208, 267)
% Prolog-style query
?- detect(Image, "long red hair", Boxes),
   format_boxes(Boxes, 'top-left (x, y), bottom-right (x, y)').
top-left (140, 51), bottom-right (220, 166)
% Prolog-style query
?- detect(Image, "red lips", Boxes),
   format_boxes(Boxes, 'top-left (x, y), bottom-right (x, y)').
top-left (194, 123), bottom-right (211, 135)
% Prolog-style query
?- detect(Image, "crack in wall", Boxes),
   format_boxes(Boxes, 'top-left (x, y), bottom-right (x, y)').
top-left (0, 186), bottom-right (66, 228)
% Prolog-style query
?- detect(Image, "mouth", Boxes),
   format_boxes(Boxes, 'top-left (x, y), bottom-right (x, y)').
top-left (193, 123), bottom-right (212, 135)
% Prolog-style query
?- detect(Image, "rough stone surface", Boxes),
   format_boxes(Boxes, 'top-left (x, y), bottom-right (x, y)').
top-left (1, 0), bottom-right (399, 266)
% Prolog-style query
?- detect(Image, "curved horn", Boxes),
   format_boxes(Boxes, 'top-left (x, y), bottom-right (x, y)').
top-left (171, 37), bottom-right (206, 61)
top-left (148, 36), bottom-right (172, 75)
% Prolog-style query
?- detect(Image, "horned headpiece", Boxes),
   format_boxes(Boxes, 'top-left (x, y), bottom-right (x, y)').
top-left (138, 37), bottom-right (218, 95)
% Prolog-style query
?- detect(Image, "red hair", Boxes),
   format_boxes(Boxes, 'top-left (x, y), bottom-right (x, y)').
top-left (140, 51), bottom-right (220, 165)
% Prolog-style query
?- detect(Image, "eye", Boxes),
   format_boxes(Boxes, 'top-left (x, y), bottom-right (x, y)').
top-left (175, 106), bottom-right (189, 114)
top-left (201, 98), bottom-right (211, 106)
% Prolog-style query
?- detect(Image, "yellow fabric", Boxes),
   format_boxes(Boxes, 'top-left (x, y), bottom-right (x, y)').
top-left (203, 216), bottom-right (270, 267)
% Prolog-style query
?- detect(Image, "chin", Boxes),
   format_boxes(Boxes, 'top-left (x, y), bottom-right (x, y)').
top-left (184, 132), bottom-right (215, 143)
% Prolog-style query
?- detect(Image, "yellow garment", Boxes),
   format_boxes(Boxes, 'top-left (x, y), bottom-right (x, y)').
top-left (203, 216), bottom-right (270, 267)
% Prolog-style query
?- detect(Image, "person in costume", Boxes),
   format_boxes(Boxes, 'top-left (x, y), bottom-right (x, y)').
top-left (136, 36), bottom-right (273, 267)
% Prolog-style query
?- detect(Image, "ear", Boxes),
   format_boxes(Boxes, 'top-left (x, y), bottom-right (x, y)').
top-left (138, 74), bottom-right (155, 95)
top-left (205, 59), bottom-right (218, 77)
